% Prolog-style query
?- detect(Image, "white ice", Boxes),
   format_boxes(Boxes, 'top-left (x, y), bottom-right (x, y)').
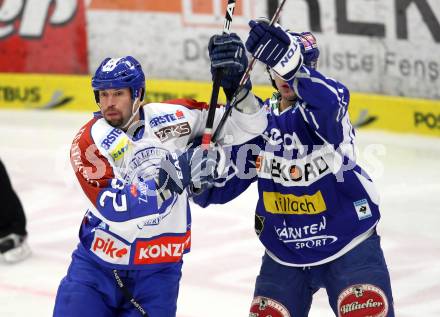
top-left (0, 109), bottom-right (439, 317)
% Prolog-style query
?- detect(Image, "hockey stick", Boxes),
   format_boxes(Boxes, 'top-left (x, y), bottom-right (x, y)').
top-left (113, 269), bottom-right (148, 316)
top-left (211, 0), bottom-right (287, 144)
top-left (201, 0), bottom-right (236, 149)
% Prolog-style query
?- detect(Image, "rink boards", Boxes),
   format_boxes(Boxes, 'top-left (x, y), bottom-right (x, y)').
top-left (0, 73), bottom-right (439, 137)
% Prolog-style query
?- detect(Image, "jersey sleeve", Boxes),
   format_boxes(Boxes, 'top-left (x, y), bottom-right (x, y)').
top-left (70, 119), bottom-right (171, 223)
top-left (164, 97), bottom-right (267, 146)
top-left (192, 136), bottom-right (262, 207)
top-left (288, 66), bottom-right (353, 146)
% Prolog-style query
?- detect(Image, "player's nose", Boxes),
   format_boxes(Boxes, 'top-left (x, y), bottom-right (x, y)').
top-left (104, 95), bottom-right (117, 108)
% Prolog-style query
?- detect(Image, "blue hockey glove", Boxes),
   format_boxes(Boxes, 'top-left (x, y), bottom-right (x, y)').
top-left (292, 31), bottom-right (319, 69)
top-left (208, 33), bottom-right (251, 101)
top-left (246, 20), bottom-right (303, 81)
top-left (157, 145), bottom-right (223, 195)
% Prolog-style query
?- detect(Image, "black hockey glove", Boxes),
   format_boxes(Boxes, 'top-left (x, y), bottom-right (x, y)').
top-left (208, 33), bottom-right (252, 101)
top-left (157, 145), bottom-right (223, 195)
top-left (246, 20), bottom-right (303, 81)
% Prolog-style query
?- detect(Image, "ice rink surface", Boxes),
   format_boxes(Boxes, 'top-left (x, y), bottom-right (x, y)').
top-left (0, 109), bottom-right (439, 316)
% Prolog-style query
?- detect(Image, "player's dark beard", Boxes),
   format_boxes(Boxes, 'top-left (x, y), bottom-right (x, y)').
top-left (107, 119), bottom-right (123, 128)
top-left (103, 111), bottom-right (124, 128)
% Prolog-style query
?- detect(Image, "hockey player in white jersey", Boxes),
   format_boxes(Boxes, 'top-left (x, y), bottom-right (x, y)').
top-left (53, 42), bottom-right (266, 316)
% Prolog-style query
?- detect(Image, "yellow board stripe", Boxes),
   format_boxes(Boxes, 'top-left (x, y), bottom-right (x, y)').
top-left (0, 73), bottom-right (439, 137)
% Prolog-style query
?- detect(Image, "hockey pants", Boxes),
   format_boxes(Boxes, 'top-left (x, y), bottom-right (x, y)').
top-left (250, 232), bottom-right (394, 317)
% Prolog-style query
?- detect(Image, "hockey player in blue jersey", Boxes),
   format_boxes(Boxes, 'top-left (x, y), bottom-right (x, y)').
top-left (193, 19), bottom-right (395, 317)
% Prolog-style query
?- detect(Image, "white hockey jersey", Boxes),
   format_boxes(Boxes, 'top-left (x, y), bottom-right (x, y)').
top-left (70, 97), bottom-right (266, 270)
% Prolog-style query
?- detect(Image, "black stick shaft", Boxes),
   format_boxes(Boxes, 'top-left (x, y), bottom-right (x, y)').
top-left (211, 0), bottom-right (287, 144)
top-left (201, 0), bottom-right (236, 148)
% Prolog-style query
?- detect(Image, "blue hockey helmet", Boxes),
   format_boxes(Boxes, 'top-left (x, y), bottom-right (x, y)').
top-left (92, 56), bottom-right (145, 103)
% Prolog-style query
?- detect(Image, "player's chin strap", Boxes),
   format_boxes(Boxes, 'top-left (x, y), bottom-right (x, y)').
top-left (121, 97), bottom-right (145, 130)
top-left (113, 269), bottom-right (149, 316)
top-left (96, 97), bottom-right (145, 132)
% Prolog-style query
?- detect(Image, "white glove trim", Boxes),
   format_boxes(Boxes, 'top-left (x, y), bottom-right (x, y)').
top-left (272, 33), bottom-right (303, 81)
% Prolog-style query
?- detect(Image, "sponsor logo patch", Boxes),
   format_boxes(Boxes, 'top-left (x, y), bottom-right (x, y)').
top-left (274, 216), bottom-right (338, 249)
top-left (338, 284), bottom-right (389, 317)
top-left (154, 121), bottom-right (191, 142)
top-left (249, 296), bottom-right (290, 317)
top-left (149, 110), bottom-right (185, 128)
top-left (175, 109), bottom-right (185, 119)
top-left (256, 151), bottom-right (330, 187)
top-left (263, 191), bottom-right (327, 215)
top-left (134, 231), bottom-right (191, 265)
top-left (353, 199), bottom-right (372, 220)
top-left (91, 230), bottom-right (130, 265)
top-left (100, 128), bottom-right (124, 150)
top-left (110, 137), bottom-right (129, 161)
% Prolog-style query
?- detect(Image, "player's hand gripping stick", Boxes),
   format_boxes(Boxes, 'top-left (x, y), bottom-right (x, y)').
top-left (201, 0), bottom-right (236, 149)
top-left (211, 0), bottom-right (287, 144)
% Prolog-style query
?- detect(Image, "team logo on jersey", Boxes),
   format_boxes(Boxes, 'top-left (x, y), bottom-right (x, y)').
top-left (91, 230), bottom-right (130, 265)
top-left (273, 216), bottom-right (338, 250)
top-left (149, 110), bottom-right (185, 128)
top-left (249, 296), bottom-right (291, 317)
top-left (123, 147), bottom-right (168, 182)
top-left (154, 122), bottom-right (191, 142)
top-left (338, 284), bottom-right (389, 317)
top-left (353, 199), bottom-right (372, 220)
top-left (134, 231), bottom-right (191, 265)
top-left (263, 190), bottom-right (327, 215)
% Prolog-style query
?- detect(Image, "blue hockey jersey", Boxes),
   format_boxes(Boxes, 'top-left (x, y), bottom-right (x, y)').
top-left (193, 66), bottom-right (381, 266)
